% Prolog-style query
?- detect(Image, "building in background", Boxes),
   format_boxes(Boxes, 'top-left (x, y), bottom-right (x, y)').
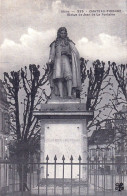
top-left (114, 105), bottom-right (127, 174)
top-left (0, 79), bottom-right (10, 190)
top-left (88, 120), bottom-right (115, 174)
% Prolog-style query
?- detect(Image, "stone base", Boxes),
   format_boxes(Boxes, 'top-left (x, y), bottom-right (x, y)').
top-left (33, 101), bottom-right (94, 181)
top-left (47, 97), bottom-right (81, 104)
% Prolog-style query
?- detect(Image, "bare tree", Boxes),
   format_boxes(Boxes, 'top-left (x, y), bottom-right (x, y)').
top-left (81, 60), bottom-right (126, 154)
top-left (108, 62), bottom-right (127, 157)
top-left (111, 62), bottom-right (127, 101)
top-left (87, 61), bottom-right (127, 154)
top-left (80, 59), bottom-right (110, 111)
top-left (4, 64), bottom-right (49, 190)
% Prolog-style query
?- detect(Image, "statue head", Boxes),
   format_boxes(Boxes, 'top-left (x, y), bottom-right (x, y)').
top-left (57, 27), bottom-right (68, 39)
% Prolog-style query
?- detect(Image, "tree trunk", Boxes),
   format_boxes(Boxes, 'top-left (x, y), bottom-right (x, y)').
top-left (18, 164), bottom-right (29, 191)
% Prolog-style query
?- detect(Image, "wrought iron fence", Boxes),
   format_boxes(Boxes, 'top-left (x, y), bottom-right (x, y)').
top-left (0, 155), bottom-right (127, 196)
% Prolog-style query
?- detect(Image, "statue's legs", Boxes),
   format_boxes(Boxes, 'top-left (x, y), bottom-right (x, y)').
top-left (67, 79), bottom-right (72, 97)
top-left (57, 79), bottom-right (63, 98)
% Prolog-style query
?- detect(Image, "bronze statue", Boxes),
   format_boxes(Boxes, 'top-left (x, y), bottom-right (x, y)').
top-left (48, 27), bottom-right (81, 99)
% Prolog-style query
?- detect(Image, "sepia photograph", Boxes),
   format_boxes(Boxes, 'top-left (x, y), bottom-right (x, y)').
top-left (0, 0), bottom-right (127, 195)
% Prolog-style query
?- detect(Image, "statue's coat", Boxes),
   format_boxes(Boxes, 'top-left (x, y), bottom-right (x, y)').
top-left (49, 40), bottom-right (81, 96)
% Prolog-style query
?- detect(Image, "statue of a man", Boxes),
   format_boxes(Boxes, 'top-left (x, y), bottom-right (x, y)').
top-left (48, 27), bottom-right (81, 99)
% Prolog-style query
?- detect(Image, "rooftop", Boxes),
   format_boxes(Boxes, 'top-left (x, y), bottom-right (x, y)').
top-left (88, 128), bottom-right (115, 146)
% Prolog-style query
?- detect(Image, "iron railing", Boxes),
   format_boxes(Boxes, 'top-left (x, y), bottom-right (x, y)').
top-left (0, 155), bottom-right (127, 196)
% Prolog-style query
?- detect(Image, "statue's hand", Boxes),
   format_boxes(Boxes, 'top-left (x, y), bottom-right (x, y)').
top-left (47, 59), bottom-right (54, 73)
top-left (48, 59), bottom-right (52, 63)
top-left (47, 59), bottom-right (54, 65)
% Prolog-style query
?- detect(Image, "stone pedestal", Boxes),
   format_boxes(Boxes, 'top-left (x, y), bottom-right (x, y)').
top-left (34, 99), bottom-right (93, 180)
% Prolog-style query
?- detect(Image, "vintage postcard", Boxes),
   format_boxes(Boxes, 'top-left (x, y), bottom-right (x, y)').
top-left (0, 0), bottom-right (127, 196)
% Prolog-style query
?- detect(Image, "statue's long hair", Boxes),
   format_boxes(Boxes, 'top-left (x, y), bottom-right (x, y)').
top-left (55, 27), bottom-right (70, 46)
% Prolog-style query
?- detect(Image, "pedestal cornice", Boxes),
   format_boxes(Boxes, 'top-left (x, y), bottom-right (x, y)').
top-left (33, 102), bottom-right (94, 120)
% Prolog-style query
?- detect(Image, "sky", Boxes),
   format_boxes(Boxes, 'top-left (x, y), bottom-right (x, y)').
top-left (0, 0), bottom-right (127, 78)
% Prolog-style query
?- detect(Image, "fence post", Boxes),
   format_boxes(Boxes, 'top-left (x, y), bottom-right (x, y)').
top-left (14, 164), bottom-right (16, 192)
top-left (78, 155), bottom-right (81, 196)
top-left (103, 155), bottom-right (106, 196)
top-left (12, 164), bottom-right (15, 194)
top-left (95, 155), bottom-right (97, 195)
top-left (89, 153), bottom-right (92, 184)
top-left (70, 155), bottom-right (73, 196)
top-left (37, 163), bottom-right (40, 196)
top-left (29, 163), bottom-right (32, 196)
top-left (111, 150), bottom-right (114, 194)
top-left (54, 155), bottom-right (57, 196)
top-left (87, 154), bottom-right (90, 196)
top-left (46, 155), bottom-right (49, 196)
top-left (21, 163), bottom-right (24, 196)
top-left (62, 155), bottom-right (65, 196)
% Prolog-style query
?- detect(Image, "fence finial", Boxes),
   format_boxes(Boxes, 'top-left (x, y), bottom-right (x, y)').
top-left (46, 155), bottom-right (49, 161)
top-left (70, 155), bottom-right (73, 161)
top-left (78, 155), bottom-right (82, 161)
top-left (54, 155), bottom-right (57, 161)
top-left (62, 155), bottom-right (65, 161)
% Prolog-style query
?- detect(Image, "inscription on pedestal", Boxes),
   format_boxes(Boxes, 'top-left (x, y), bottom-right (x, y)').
top-left (44, 124), bottom-right (83, 178)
